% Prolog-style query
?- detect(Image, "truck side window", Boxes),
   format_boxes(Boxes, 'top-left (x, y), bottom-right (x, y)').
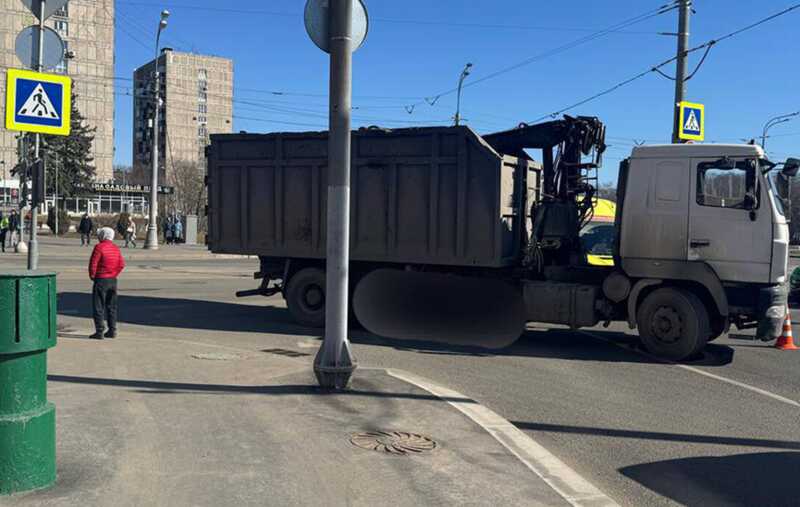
top-left (696, 160), bottom-right (756, 209)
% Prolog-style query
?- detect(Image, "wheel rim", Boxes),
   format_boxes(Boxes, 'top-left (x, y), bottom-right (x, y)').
top-left (302, 285), bottom-right (324, 311)
top-left (651, 306), bottom-right (683, 344)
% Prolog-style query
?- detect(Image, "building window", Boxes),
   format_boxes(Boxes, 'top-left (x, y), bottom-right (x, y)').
top-left (198, 90), bottom-right (207, 102)
top-left (54, 4), bottom-right (68, 17)
top-left (198, 103), bottom-right (207, 114)
top-left (198, 68), bottom-right (208, 79)
top-left (54, 20), bottom-right (68, 36)
top-left (198, 125), bottom-right (207, 138)
top-left (197, 116), bottom-right (207, 124)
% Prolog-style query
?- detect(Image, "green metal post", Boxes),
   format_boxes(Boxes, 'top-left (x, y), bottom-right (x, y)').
top-left (0, 270), bottom-right (57, 495)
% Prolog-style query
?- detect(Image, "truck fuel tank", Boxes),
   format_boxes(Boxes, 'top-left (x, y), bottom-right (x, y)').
top-left (353, 270), bottom-right (526, 349)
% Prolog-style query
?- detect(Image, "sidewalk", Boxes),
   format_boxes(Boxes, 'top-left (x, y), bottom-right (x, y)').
top-left (4, 306), bottom-right (571, 506)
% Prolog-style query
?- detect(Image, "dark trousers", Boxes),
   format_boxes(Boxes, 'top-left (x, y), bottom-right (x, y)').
top-left (0, 230), bottom-right (6, 252)
top-left (81, 232), bottom-right (91, 245)
top-left (93, 278), bottom-right (118, 333)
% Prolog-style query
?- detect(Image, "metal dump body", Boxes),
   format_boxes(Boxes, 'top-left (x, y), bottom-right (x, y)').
top-left (206, 126), bottom-right (540, 268)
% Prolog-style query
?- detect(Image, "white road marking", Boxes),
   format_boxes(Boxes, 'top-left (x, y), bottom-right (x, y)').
top-left (581, 331), bottom-right (800, 409)
top-left (387, 368), bottom-right (618, 507)
top-left (296, 340), bottom-right (320, 349)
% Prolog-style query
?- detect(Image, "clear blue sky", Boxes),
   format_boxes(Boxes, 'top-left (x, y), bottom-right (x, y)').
top-left (112, 0), bottom-right (800, 183)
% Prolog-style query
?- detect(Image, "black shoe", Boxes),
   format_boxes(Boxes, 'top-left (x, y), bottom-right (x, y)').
top-left (104, 330), bottom-right (116, 338)
top-left (89, 332), bottom-right (104, 340)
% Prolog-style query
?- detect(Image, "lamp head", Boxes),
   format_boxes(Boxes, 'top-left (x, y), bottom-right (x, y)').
top-left (161, 9), bottom-right (170, 20)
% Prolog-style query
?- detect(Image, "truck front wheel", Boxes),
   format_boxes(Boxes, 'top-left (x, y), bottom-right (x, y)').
top-left (637, 288), bottom-right (710, 360)
top-left (286, 267), bottom-right (326, 327)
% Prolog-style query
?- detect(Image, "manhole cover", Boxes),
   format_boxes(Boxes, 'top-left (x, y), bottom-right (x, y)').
top-left (350, 431), bottom-right (437, 455)
top-left (191, 353), bottom-right (244, 361)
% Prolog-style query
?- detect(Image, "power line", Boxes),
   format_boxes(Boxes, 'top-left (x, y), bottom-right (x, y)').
top-left (527, 2), bottom-right (800, 123)
top-left (402, 1), bottom-right (679, 112)
top-left (115, 1), bottom-right (664, 34)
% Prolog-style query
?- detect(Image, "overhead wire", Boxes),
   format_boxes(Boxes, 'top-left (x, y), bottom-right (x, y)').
top-left (527, 2), bottom-right (800, 123)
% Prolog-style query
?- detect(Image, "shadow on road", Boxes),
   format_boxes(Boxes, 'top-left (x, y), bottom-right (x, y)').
top-left (619, 452), bottom-right (800, 506)
top-left (511, 421), bottom-right (800, 450)
top-left (57, 292), bottom-right (315, 337)
top-left (372, 328), bottom-right (735, 367)
top-left (46, 374), bottom-right (473, 404)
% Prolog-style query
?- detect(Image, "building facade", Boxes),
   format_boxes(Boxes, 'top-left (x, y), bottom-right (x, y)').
top-left (132, 49), bottom-right (232, 184)
top-left (0, 0), bottom-right (115, 182)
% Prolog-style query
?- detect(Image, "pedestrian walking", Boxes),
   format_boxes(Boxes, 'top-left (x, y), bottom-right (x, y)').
top-left (124, 220), bottom-right (137, 248)
top-left (0, 212), bottom-right (7, 253)
top-left (88, 227), bottom-right (125, 339)
top-left (8, 210), bottom-right (19, 249)
top-left (165, 218), bottom-right (174, 245)
top-left (78, 213), bottom-right (93, 246)
top-left (173, 218), bottom-right (183, 244)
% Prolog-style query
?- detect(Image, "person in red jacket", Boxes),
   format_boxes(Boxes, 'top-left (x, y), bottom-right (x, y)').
top-left (88, 227), bottom-right (126, 339)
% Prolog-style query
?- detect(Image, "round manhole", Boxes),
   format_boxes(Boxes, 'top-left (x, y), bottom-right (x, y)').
top-left (350, 431), bottom-right (437, 455)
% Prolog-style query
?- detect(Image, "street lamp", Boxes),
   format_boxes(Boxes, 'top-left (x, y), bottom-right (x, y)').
top-left (454, 62), bottom-right (472, 126)
top-left (761, 111), bottom-right (799, 151)
top-left (145, 9), bottom-right (170, 250)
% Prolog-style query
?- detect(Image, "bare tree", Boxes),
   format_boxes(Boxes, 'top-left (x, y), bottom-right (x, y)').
top-left (166, 160), bottom-right (207, 230)
top-left (597, 181), bottom-right (617, 202)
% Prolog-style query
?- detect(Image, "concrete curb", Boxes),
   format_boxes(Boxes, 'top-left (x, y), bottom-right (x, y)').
top-left (385, 368), bottom-right (619, 507)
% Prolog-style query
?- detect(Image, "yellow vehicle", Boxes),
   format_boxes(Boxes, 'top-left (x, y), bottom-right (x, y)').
top-left (581, 198), bottom-right (616, 266)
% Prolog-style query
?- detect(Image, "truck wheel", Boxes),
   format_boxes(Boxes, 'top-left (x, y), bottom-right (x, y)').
top-left (286, 267), bottom-right (326, 328)
top-left (637, 288), bottom-right (710, 360)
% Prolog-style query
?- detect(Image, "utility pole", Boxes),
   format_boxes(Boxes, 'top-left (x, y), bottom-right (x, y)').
top-left (145, 10), bottom-right (169, 250)
top-left (671, 0), bottom-right (691, 144)
top-left (28, 0), bottom-right (46, 269)
top-left (54, 152), bottom-right (59, 235)
top-left (314, 0), bottom-right (357, 389)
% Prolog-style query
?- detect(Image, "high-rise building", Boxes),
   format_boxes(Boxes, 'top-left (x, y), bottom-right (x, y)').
top-left (132, 49), bottom-right (233, 183)
top-left (0, 0), bottom-right (115, 182)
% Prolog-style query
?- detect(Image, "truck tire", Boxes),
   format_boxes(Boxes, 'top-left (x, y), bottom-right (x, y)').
top-left (286, 267), bottom-right (326, 328)
top-left (637, 288), bottom-right (710, 360)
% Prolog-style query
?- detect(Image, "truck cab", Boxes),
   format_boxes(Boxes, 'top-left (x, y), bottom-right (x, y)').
top-left (614, 144), bottom-right (792, 357)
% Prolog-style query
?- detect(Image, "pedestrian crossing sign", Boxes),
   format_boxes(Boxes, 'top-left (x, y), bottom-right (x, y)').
top-left (5, 68), bottom-right (71, 136)
top-left (678, 101), bottom-right (704, 141)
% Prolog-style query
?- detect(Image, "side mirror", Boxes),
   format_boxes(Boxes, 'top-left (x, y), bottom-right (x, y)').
top-left (783, 157), bottom-right (800, 178)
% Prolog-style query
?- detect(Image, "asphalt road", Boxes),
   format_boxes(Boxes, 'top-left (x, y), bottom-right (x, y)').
top-left (5, 242), bottom-right (799, 506)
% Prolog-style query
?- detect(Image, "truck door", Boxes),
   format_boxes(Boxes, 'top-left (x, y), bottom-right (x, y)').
top-left (688, 157), bottom-right (772, 283)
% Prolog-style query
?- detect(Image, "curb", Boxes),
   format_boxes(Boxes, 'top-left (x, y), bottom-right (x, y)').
top-left (386, 368), bottom-right (618, 507)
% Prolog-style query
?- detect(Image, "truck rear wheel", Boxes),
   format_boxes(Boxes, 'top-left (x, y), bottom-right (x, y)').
top-left (286, 267), bottom-right (326, 328)
top-left (637, 288), bottom-right (710, 360)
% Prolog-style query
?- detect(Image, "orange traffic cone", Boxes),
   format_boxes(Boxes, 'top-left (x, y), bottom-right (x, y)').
top-left (775, 306), bottom-right (799, 350)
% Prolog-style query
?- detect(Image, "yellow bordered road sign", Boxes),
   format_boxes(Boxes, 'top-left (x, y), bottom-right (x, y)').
top-left (678, 101), bottom-right (704, 141)
top-left (5, 68), bottom-right (71, 136)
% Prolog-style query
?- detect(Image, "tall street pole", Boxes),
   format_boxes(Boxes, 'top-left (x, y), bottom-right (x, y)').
top-left (145, 11), bottom-right (169, 250)
top-left (454, 62), bottom-right (472, 126)
top-left (671, 0), bottom-right (691, 144)
top-left (314, 0), bottom-right (356, 389)
top-left (28, 0), bottom-right (46, 269)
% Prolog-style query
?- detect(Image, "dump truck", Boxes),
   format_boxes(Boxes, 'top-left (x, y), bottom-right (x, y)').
top-left (206, 116), bottom-right (798, 360)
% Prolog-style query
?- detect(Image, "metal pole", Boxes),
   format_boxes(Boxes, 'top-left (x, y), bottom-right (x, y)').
top-left (314, 0), bottom-right (356, 389)
top-left (454, 63), bottom-right (471, 126)
top-left (145, 18), bottom-right (166, 250)
top-left (28, 0), bottom-right (46, 269)
top-left (54, 153), bottom-right (58, 235)
top-left (671, 0), bottom-right (690, 144)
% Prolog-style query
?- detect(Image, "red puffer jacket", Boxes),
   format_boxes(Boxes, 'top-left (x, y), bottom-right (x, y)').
top-left (89, 240), bottom-right (126, 279)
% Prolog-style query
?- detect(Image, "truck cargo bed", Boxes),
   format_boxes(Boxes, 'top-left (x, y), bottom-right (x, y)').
top-left (206, 126), bottom-right (540, 268)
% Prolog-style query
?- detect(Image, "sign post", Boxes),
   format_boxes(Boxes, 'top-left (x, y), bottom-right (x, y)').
top-left (305, 0), bottom-right (368, 389)
top-left (678, 101), bottom-right (704, 142)
top-left (7, 0), bottom-right (72, 268)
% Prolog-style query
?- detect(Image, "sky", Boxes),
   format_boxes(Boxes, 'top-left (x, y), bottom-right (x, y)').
top-left (112, 0), bottom-right (800, 183)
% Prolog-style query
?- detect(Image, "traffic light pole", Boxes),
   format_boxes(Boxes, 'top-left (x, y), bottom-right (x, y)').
top-left (28, 0), bottom-right (46, 270)
top-left (671, 0), bottom-right (690, 144)
top-left (314, 0), bottom-right (357, 389)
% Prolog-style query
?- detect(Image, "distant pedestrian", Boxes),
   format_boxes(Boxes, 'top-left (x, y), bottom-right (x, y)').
top-left (78, 213), bottom-right (93, 246)
top-left (165, 219), bottom-right (174, 245)
top-left (124, 220), bottom-right (137, 248)
top-left (173, 219), bottom-right (183, 244)
top-left (88, 227), bottom-right (125, 339)
top-left (8, 210), bottom-right (19, 248)
top-left (116, 215), bottom-right (129, 244)
top-left (0, 212), bottom-right (7, 253)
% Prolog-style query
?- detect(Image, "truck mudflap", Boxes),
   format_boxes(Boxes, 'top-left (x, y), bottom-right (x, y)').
top-left (755, 283), bottom-right (788, 341)
top-left (353, 269), bottom-right (526, 348)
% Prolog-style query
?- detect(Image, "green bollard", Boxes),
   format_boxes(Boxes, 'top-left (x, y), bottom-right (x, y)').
top-left (0, 270), bottom-right (57, 495)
